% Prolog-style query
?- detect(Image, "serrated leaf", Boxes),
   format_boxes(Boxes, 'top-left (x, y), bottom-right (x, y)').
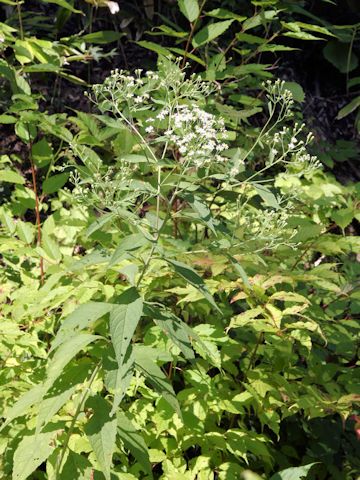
top-left (12, 430), bottom-right (56, 480)
top-left (110, 288), bottom-right (143, 366)
top-left (178, 0), bottom-right (199, 22)
top-left (110, 288), bottom-right (143, 414)
top-left (183, 193), bottom-right (217, 235)
top-left (82, 30), bottom-right (124, 44)
top-left (86, 212), bottom-right (116, 237)
top-left (105, 347), bottom-right (135, 415)
top-left (192, 20), bottom-right (234, 47)
top-left (85, 396), bottom-right (117, 480)
top-left (58, 451), bottom-right (93, 479)
top-left (117, 411), bottom-right (152, 475)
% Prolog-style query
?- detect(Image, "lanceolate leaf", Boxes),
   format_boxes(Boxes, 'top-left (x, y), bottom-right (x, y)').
top-left (36, 361), bottom-right (92, 432)
top-left (192, 20), bottom-right (234, 47)
top-left (165, 258), bottom-right (220, 312)
top-left (12, 430), bottom-right (57, 480)
top-left (107, 347), bottom-right (135, 416)
top-left (145, 304), bottom-right (195, 359)
top-left (109, 288), bottom-right (143, 414)
top-left (110, 288), bottom-right (143, 367)
top-left (52, 302), bottom-right (112, 349)
top-left (134, 346), bottom-right (181, 417)
top-left (117, 411), bottom-right (152, 475)
top-left (45, 334), bottom-right (100, 393)
top-left (84, 396), bottom-right (117, 480)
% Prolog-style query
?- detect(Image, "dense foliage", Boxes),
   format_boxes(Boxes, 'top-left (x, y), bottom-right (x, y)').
top-left (0, 1), bottom-right (359, 479)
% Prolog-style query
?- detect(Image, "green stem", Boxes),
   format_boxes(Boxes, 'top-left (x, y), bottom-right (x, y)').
top-left (181, 0), bottom-right (208, 69)
top-left (16, 0), bottom-right (24, 40)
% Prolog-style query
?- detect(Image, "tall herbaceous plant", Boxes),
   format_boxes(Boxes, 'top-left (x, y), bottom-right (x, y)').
top-left (4, 58), bottom-right (324, 480)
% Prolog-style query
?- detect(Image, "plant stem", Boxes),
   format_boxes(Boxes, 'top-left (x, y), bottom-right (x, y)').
top-left (16, 0), bottom-right (24, 40)
top-left (28, 137), bottom-right (44, 285)
top-left (181, 0), bottom-right (207, 69)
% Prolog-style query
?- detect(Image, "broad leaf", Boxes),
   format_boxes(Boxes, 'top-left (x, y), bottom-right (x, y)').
top-left (110, 288), bottom-right (143, 414)
top-left (52, 302), bottom-right (112, 349)
top-left (12, 430), bottom-right (57, 480)
top-left (178, 0), bottom-right (199, 22)
top-left (192, 20), bottom-right (234, 47)
top-left (85, 396), bottom-right (117, 480)
top-left (45, 334), bottom-right (99, 393)
top-left (270, 464), bottom-right (318, 480)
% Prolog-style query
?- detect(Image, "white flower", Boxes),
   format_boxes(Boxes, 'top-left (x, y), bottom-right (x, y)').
top-left (106, 1), bottom-right (119, 14)
top-left (145, 126), bottom-right (154, 134)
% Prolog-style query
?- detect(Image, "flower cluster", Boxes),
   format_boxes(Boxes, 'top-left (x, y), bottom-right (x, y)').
top-left (146, 104), bottom-right (229, 168)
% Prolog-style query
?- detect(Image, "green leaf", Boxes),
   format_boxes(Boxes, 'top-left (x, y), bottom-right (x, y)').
top-left (86, 212), bottom-right (116, 237)
top-left (12, 430), bottom-right (56, 480)
top-left (337, 96), bottom-right (360, 119)
top-left (283, 81), bottom-right (305, 103)
top-left (58, 451), bottom-right (93, 480)
top-left (16, 221), bottom-right (35, 244)
top-left (110, 288), bottom-right (143, 414)
top-left (270, 463), bottom-right (318, 480)
top-left (243, 10), bottom-right (277, 31)
top-left (145, 305), bottom-right (195, 359)
top-left (36, 362), bottom-right (92, 432)
top-left (32, 138), bottom-right (53, 168)
top-left (192, 20), bottom-right (234, 47)
top-left (41, 0), bottom-right (82, 13)
top-left (52, 302), bottom-right (112, 349)
top-left (183, 194), bottom-right (217, 234)
top-left (84, 396), bottom-right (117, 480)
top-left (253, 185), bottom-right (280, 209)
top-left (0, 169), bottom-right (24, 184)
top-left (178, 0), bottom-right (199, 22)
top-left (42, 173), bottom-right (69, 194)
top-left (206, 8), bottom-right (246, 21)
top-left (82, 30), bottom-right (124, 44)
top-left (109, 233), bottom-right (148, 267)
top-left (1, 385), bottom-right (44, 432)
top-left (0, 114), bottom-right (17, 124)
top-left (332, 207), bottom-right (354, 229)
top-left (45, 334), bottom-right (99, 392)
top-left (117, 411), bottom-right (152, 475)
top-left (105, 346), bottom-right (135, 415)
top-left (134, 346), bottom-right (181, 416)
top-left (165, 258), bottom-right (220, 312)
top-left (69, 249), bottom-right (111, 272)
top-left (137, 41), bottom-right (171, 57)
top-left (323, 40), bottom-right (358, 73)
